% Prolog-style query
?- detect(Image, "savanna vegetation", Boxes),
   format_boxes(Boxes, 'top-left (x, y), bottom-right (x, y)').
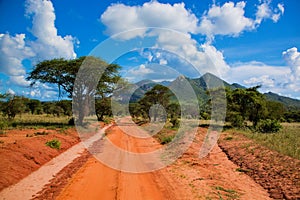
top-left (0, 56), bottom-right (299, 147)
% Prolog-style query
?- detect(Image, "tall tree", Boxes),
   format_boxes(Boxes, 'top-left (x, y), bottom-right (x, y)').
top-left (226, 86), bottom-right (267, 127)
top-left (138, 85), bottom-right (171, 122)
top-left (27, 56), bottom-right (121, 124)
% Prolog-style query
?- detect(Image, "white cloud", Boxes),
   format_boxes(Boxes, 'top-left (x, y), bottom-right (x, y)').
top-left (0, 0), bottom-right (77, 97)
top-left (25, 0), bottom-right (77, 60)
top-left (6, 88), bottom-right (16, 95)
top-left (100, 1), bottom-right (283, 79)
top-left (244, 75), bottom-right (275, 87)
top-left (0, 33), bottom-right (34, 76)
top-left (128, 64), bottom-right (153, 76)
top-left (255, 1), bottom-right (284, 24)
top-left (10, 75), bottom-right (31, 87)
top-left (101, 1), bottom-right (198, 40)
top-left (282, 47), bottom-right (300, 80)
top-left (198, 1), bottom-right (254, 38)
top-left (282, 47), bottom-right (300, 93)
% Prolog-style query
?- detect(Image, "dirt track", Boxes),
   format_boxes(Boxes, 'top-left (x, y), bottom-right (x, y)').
top-left (57, 119), bottom-right (271, 200)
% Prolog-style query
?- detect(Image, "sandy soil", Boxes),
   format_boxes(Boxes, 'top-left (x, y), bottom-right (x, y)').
top-left (0, 128), bottom-right (80, 191)
top-left (57, 120), bottom-right (271, 200)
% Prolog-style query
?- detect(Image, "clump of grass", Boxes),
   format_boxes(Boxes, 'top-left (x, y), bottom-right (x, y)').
top-left (214, 186), bottom-right (239, 199)
top-left (34, 131), bottom-right (49, 136)
top-left (224, 136), bottom-right (233, 140)
top-left (160, 135), bottom-right (174, 144)
top-left (236, 168), bottom-right (251, 173)
top-left (45, 139), bottom-right (61, 149)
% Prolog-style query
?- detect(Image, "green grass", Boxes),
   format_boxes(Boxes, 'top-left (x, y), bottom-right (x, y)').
top-left (229, 123), bottom-right (300, 159)
top-left (214, 186), bottom-right (239, 200)
top-left (0, 114), bottom-right (72, 129)
top-left (45, 139), bottom-right (61, 149)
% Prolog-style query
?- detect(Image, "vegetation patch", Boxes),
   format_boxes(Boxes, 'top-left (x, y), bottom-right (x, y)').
top-left (45, 139), bottom-right (61, 149)
top-left (34, 131), bottom-right (49, 136)
top-left (214, 186), bottom-right (239, 200)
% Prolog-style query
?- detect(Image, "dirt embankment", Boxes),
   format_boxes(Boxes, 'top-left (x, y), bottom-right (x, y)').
top-left (219, 131), bottom-right (300, 200)
top-left (0, 128), bottom-right (80, 191)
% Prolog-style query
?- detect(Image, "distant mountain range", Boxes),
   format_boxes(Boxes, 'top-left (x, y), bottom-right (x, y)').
top-left (127, 73), bottom-right (300, 110)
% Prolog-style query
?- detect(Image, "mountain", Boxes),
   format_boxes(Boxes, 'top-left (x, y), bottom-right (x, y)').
top-left (188, 72), bottom-right (245, 90)
top-left (129, 79), bottom-right (158, 102)
top-left (264, 92), bottom-right (300, 110)
top-left (126, 73), bottom-right (300, 109)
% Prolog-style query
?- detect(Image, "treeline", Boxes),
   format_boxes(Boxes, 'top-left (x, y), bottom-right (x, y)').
top-left (0, 94), bottom-right (72, 119)
top-left (128, 84), bottom-right (300, 133)
top-left (1, 56), bottom-right (299, 131)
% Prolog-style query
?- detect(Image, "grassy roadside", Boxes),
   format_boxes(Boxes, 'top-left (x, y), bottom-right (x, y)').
top-left (0, 114), bottom-right (72, 130)
top-left (224, 123), bottom-right (300, 160)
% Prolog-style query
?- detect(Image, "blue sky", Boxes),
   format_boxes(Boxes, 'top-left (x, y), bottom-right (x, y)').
top-left (0, 0), bottom-right (299, 100)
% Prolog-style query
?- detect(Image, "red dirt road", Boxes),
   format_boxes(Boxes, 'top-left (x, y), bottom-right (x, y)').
top-left (57, 120), bottom-right (271, 200)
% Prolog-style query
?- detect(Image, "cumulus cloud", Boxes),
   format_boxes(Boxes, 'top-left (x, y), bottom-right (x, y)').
top-left (198, 1), bottom-right (254, 38)
top-left (6, 88), bottom-right (16, 95)
top-left (282, 47), bottom-right (300, 93)
top-left (100, 1), bottom-right (283, 78)
top-left (25, 0), bottom-right (77, 60)
top-left (101, 1), bottom-right (198, 40)
top-left (255, 1), bottom-right (284, 24)
top-left (282, 47), bottom-right (300, 80)
top-left (129, 64), bottom-right (153, 76)
top-left (244, 75), bottom-right (275, 87)
top-left (0, 0), bottom-right (77, 97)
top-left (0, 33), bottom-right (34, 76)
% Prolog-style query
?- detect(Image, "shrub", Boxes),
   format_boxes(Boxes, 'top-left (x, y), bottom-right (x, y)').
top-left (160, 136), bottom-right (174, 144)
top-left (68, 117), bottom-right (75, 125)
top-left (256, 119), bottom-right (282, 133)
top-left (230, 115), bottom-right (244, 128)
top-left (45, 139), bottom-right (61, 149)
top-left (170, 117), bottom-right (179, 128)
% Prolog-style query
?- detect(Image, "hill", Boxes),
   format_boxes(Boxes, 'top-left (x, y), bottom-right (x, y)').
top-left (127, 73), bottom-right (300, 110)
top-left (264, 92), bottom-right (300, 110)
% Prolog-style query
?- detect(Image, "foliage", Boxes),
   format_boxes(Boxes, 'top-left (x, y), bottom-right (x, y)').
top-left (95, 97), bottom-right (112, 121)
top-left (256, 119), bottom-right (282, 133)
top-left (45, 139), bottom-right (61, 149)
top-left (26, 56), bottom-right (121, 124)
top-left (1, 95), bottom-right (28, 120)
top-left (226, 86), bottom-right (268, 128)
top-left (138, 85), bottom-right (172, 122)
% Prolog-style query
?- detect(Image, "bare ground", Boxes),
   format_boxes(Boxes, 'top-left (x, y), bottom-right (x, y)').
top-left (1, 120), bottom-right (298, 199)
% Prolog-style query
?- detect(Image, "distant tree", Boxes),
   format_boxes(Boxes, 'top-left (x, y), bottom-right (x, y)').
top-left (266, 101), bottom-right (285, 120)
top-left (138, 85), bottom-right (171, 122)
top-left (56, 100), bottom-right (72, 116)
top-left (27, 99), bottom-right (42, 114)
top-left (167, 103), bottom-right (181, 127)
top-left (2, 95), bottom-right (28, 120)
top-left (95, 97), bottom-right (112, 121)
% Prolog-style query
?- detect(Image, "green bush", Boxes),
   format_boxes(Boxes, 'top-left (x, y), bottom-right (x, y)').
top-left (160, 136), bottom-right (174, 144)
top-left (256, 119), bottom-right (282, 133)
top-left (231, 115), bottom-right (244, 128)
top-left (45, 139), bottom-right (61, 149)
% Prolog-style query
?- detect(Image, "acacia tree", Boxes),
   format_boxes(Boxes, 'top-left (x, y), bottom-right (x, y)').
top-left (27, 56), bottom-right (121, 124)
top-left (138, 85), bottom-right (172, 122)
top-left (226, 86), bottom-right (267, 127)
top-left (2, 95), bottom-right (28, 120)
